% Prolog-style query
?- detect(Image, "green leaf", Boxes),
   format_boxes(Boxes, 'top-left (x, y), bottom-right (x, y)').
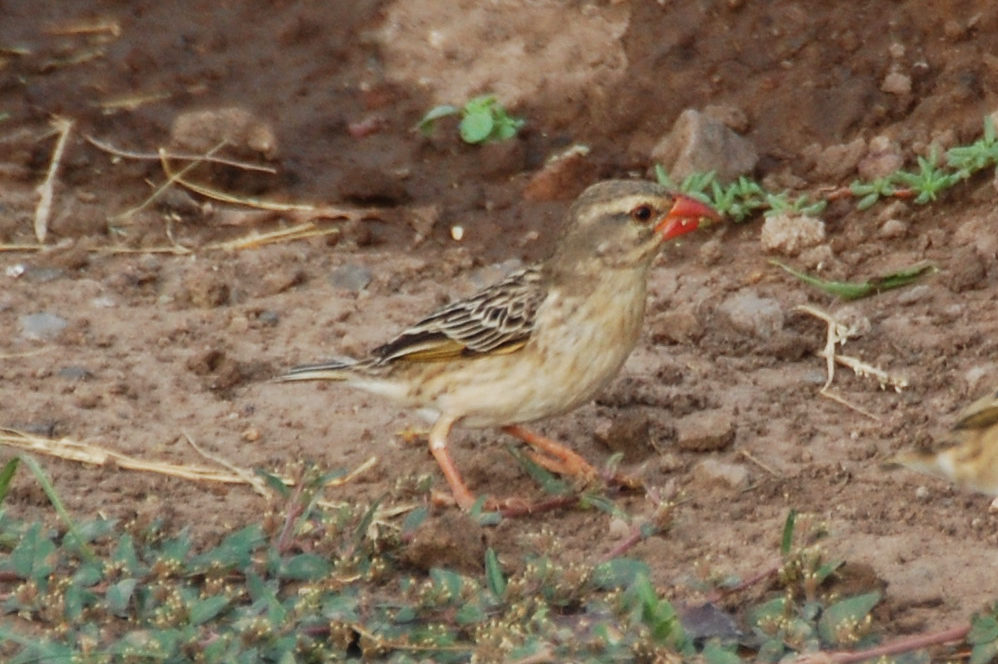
top-left (113, 534), bottom-right (142, 576)
top-left (755, 638), bottom-right (786, 663)
top-left (279, 553), bottom-right (331, 580)
top-left (192, 524), bottom-right (264, 570)
top-left (747, 597), bottom-right (787, 635)
top-left (470, 497), bottom-right (502, 526)
top-left (505, 445), bottom-right (569, 496)
top-left (815, 559), bottom-right (844, 584)
top-left (857, 192), bottom-right (880, 210)
top-left (72, 561), bottom-right (103, 587)
top-left (817, 591), bottom-right (881, 646)
top-left (627, 574), bottom-right (685, 647)
top-left (781, 508), bottom-right (797, 556)
top-left (64, 583), bottom-right (96, 622)
top-left (969, 614), bottom-right (998, 644)
top-left (485, 548), bottom-right (506, 599)
top-left (189, 595), bottom-right (230, 625)
top-left (702, 639), bottom-right (741, 664)
top-left (429, 567), bottom-right (465, 601)
top-left (255, 469), bottom-right (291, 498)
top-left (592, 558), bottom-right (650, 590)
top-left (107, 578), bottom-right (138, 616)
top-left (771, 260), bottom-right (935, 300)
top-left (456, 603), bottom-right (486, 625)
top-left (401, 505), bottom-right (429, 536)
top-left (493, 113), bottom-right (524, 140)
top-left (322, 591), bottom-right (360, 621)
top-left (418, 104), bottom-right (459, 136)
top-left (0, 457), bottom-right (19, 503)
top-left (459, 109), bottom-right (495, 143)
top-left (9, 522), bottom-right (56, 580)
top-left (19, 454), bottom-right (96, 562)
top-left (971, 641), bottom-right (998, 664)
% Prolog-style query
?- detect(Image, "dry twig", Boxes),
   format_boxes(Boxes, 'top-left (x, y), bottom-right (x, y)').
top-left (794, 304), bottom-right (907, 420)
top-left (34, 116), bottom-right (74, 243)
top-left (85, 134), bottom-right (277, 173)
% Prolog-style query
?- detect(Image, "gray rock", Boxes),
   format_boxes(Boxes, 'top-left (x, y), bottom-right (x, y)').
top-left (718, 291), bottom-right (784, 338)
top-left (329, 263), bottom-right (373, 292)
top-left (20, 312), bottom-right (68, 340)
top-left (651, 109), bottom-right (758, 183)
top-left (58, 366), bottom-right (94, 381)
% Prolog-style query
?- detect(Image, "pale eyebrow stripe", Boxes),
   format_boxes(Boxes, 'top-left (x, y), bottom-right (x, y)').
top-left (580, 194), bottom-right (669, 222)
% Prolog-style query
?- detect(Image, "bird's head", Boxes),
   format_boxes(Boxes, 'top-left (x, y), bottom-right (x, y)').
top-left (553, 180), bottom-right (720, 271)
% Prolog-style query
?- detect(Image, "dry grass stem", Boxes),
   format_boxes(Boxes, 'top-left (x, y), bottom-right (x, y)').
top-left (99, 91), bottom-right (172, 112)
top-left (0, 428), bottom-right (382, 504)
top-left (85, 134), bottom-right (277, 173)
top-left (161, 153), bottom-right (315, 212)
top-left (0, 243), bottom-right (44, 252)
top-left (183, 431), bottom-right (270, 498)
top-left (205, 221), bottom-right (340, 251)
top-left (44, 18), bottom-right (121, 36)
top-left (739, 448), bottom-right (781, 477)
top-left (0, 428), bottom-right (248, 484)
top-left (112, 142), bottom-right (226, 222)
top-left (0, 347), bottom-right (53, 360)
top-left (34, 116), bottom-right (74, 244)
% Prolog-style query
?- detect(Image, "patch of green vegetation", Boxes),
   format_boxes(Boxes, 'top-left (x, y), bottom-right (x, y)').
top-left (419, 95), bottom-right (525, 144)
top-left (656, 115), bottom-right (998, 221)
top-left (1, 455), bottom-right (993, 663)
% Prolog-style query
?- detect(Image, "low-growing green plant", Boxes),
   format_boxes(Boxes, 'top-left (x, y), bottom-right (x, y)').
top-left (418, 94), bottom-right (524, 144)
top-left (657, 115), bottom-right (998, 221)
top-left (2, 456), bottom-right (995, 663)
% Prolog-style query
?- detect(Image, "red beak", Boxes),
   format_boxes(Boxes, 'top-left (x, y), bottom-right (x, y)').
top-left (654, 195), bottom-right (722, 241)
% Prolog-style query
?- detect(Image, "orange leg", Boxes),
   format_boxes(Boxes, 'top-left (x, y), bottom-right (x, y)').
top-left (502, 424), bottom-right (597, 480)
top-left (426, 418), bottom-right (558, 515)
top-left (428, 415), bottom-right (478, 511)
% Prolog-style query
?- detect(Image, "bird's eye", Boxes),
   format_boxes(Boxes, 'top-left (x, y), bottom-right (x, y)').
top-left (630, 205), bottom-right (653, 222)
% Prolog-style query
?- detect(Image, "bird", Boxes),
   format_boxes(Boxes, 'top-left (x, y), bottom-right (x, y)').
top-left (279, 179), bottom-right (720, 511)
top-left (891, 385), bottom-right (998, 510)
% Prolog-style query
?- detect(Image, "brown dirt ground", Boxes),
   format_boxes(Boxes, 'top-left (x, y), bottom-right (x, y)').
top-left (3, 0), bottom-right (998, 645)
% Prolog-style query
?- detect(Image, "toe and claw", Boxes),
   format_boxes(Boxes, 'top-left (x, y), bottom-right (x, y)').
top-left (426, 418), bottom-right (640, 517)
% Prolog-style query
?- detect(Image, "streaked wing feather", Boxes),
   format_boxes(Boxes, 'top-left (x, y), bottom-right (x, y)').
top-left (371, 267), bottom-right (545, 363)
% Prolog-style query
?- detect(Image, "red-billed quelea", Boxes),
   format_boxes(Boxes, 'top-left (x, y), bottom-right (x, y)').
top-left (280, 179), bottom-right (720, 511)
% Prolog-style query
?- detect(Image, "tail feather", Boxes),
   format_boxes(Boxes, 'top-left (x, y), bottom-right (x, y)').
top-left (278, 356), bottom-right (359, 382)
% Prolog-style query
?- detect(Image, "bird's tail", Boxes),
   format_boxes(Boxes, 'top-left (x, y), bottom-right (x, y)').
top-left (277, 356), bottom-right (360, 382)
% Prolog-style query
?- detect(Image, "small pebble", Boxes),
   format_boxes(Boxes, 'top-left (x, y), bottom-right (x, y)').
top-left (718, 290), bottom-right (784, 338)
top-left (879, 218), bottom-right (908, 239)
top-left (760, 213), bottom-right (826, 256)
top-left (258, 310), bottom-right (280, 326)
top-left (329, 263), bottom-right (373, 292)
top-left (58, 366), bottom-right (94, 381)
top-left (881, 71), bottom-right (912, 95)
top-left (20, 312), bottom-right (68, 340)
top-left (915, 486), bottom-right (931, 501)
top-left (691, 459), bottom-right (750, 491)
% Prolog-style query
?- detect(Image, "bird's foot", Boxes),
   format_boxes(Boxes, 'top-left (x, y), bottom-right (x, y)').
top-left (430, 489), bottom-right (555, 518)
top-left (505, 424), bottom-right (644, 492)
